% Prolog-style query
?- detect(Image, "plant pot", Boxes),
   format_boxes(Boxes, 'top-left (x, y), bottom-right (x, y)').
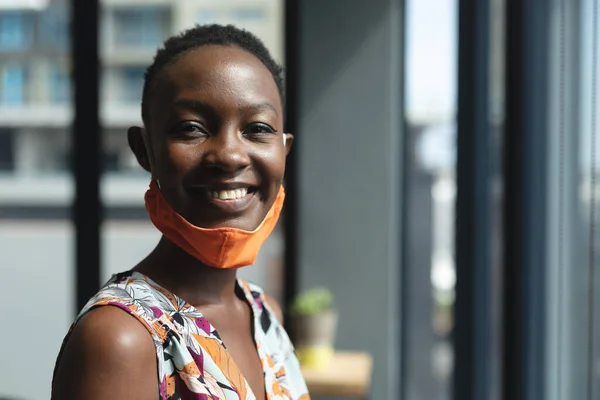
top-left (291, 309), bottom-right (338, 369)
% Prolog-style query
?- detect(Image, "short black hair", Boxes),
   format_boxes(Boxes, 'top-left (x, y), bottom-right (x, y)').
top-left (141, 24), bottom-right (285, 124)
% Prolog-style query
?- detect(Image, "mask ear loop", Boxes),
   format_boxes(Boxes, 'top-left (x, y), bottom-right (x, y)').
top-left (281, 134), bottom-right (288, 188)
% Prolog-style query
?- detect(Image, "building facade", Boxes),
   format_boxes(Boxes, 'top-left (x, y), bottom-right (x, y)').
top-left (0, 0), bottom-right (283, 207)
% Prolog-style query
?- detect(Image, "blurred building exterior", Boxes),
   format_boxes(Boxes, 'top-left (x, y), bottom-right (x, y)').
top-left (0, 0), bottom-right (283, 208)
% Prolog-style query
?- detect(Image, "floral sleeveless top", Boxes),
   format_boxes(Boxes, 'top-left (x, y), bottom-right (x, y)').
top-left (61, 271), bottom-right (310, 400)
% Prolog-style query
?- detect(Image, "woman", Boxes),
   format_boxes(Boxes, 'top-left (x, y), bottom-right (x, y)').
top-left (52, 24), bottom-right (310, 400)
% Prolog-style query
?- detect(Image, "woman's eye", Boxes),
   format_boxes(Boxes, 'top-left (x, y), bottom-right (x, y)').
top-left (172, 122), bottom-right (207, 136)
top-left (244, 123), bottom-right (276, 136)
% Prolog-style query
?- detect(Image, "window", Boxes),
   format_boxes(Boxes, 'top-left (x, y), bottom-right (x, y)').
top-left (196, 9), bottom-right (220, 24)
top-left (120, 66), bottom-right (145, 104)
top-left (38, 7), bottom-right (69, 50)
top-left (0, 12), bottom-right (31, 51)
top-left (403, 0), bottom-right (458, 398)
top-left (48, 63), bottom-right (70, 104)
top-left (232, 8), bottom-right (265, 22)
top-left (113, 8), bottom-right (167, 49)
top-left (545, 0), bottom-right (600, 398)
top-left (1, 64), bottom-right (27, 105)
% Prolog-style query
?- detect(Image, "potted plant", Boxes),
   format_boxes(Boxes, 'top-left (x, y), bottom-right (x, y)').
top-left (290, 287), bottom-right (338, 370)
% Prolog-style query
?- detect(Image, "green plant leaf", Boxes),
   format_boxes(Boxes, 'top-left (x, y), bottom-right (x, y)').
top-left (290, 287), bottom-right (334, 316)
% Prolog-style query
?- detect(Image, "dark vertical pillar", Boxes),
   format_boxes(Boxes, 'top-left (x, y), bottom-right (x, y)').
top-left (502, 0), bottom-right (551, 399)
top-left (72, 0), bottom-right (101, 313)
top-left (283, 0), bottom-right (300, 332)
top-left (453, 0), bottom-right (492, 399)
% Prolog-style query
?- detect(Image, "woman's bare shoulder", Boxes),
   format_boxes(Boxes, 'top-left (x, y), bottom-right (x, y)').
top-left (52, 306), bottom-right (159, 400)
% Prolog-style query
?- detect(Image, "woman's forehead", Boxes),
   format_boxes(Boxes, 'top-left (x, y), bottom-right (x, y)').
top-left (152, 45), bottom-right (281, 112)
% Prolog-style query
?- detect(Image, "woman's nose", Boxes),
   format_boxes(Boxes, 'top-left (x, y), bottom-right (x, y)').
top-left (201, 129), bottom-right (251, 173)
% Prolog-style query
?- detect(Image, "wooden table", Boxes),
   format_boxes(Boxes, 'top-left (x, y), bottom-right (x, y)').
top-left (301, 351), bottom-right (373, 399)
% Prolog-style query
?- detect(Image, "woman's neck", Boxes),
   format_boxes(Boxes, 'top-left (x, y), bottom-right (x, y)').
top-left (133, 236), bottom-right (241, 307)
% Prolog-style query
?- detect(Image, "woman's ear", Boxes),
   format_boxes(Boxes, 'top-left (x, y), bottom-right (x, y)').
top-left (284, 133), bottom-right (294, 156)
top-left (127, 126), bottom-right (152, 173)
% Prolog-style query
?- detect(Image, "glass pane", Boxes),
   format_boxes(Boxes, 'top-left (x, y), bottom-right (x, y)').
top-left (548, 0), bottom-right (600, 398)
top-left (403, 1), bottom-right (457, 398)
top-left (579, 2), bottom-right (600, 396)
top-left (404, 1), bottom-right (504, 398)
top-left (99, 0), bottom-right (286, 303)
top-left (38, 5), bottom-right (69, 50)
top-left (0, 11), bottom-right (33, 51)
top-left (113, 8), bottom-right (167, 48)
top-left (1, 63), bottom-right (27, 104)
top-left (0, 2), bottom-right (73, 400)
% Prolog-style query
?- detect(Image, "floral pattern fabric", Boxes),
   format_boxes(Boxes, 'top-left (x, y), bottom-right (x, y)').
top-left (66, 271), bottom-right (310, 400)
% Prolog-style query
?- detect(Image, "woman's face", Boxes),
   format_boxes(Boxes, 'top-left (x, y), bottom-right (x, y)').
top-left (129, 45), bottom-right (292, 231)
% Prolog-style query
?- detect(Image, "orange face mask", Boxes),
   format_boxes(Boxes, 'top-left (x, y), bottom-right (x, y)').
top-left (144, 180), bottom-right (285, 269)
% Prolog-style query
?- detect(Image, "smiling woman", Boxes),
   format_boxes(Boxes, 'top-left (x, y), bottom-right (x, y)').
top-left (132, 42), bottom-right (290, 231)
top-left (51, 24), bottom-right (309, 400)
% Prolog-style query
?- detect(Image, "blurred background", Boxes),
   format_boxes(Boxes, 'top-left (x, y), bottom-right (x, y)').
top-left (0, 0), bottom-right (598, 400)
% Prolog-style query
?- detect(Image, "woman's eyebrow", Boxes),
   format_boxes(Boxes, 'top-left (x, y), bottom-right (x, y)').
top-left (173, 98), bottom-right (279, 122)
top-left (171, 98), bottom-right (279, 117)
top-left (238, 102), bottom-right (279, 116)
top-left (172, 99), bottom-right (214, 114)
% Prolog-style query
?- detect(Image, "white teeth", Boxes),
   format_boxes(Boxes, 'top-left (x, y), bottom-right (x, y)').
top-left (209, 188), bottom-right (248, 200)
